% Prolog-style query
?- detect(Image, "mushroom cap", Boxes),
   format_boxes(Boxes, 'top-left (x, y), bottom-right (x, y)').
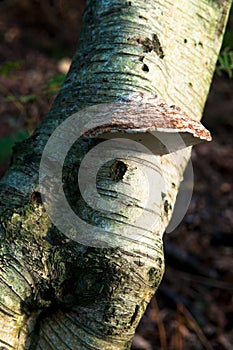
top-left (83, 93), bottom-right (211, 155)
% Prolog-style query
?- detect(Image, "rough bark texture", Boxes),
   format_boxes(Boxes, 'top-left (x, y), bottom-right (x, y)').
top-left (0, 0), bottom-right (231, 349)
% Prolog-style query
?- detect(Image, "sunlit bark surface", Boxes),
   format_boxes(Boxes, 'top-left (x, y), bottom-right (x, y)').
top-left (0, 0), bottom-right (231, 349)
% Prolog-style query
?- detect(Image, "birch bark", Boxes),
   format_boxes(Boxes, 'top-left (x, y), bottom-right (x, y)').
top-left (0, 1), bottom-right (231, 349)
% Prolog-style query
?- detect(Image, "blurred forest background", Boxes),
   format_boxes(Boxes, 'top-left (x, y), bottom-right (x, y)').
top-left (0, 1), bottom-right (233, 349)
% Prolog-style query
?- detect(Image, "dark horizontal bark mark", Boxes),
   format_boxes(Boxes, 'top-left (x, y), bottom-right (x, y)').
top-left (0, 338), bottom-right (13, 349)
top-left (130, 304), bottom-right (139, 326)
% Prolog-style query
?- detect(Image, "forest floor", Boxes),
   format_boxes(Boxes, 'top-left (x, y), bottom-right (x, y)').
top-left (0, 2), bottom-right (233, 350)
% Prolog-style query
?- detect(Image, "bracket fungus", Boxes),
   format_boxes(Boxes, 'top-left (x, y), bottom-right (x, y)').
top-left (84, 92), bottom-right (211, 155)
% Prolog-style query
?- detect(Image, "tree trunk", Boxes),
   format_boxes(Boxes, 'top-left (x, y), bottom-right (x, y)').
top-left (0, 1), bottom-right (231, 349)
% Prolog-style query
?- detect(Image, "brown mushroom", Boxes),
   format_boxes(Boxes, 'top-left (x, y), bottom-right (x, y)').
top-left (83, 92), bottom-right (211, 155)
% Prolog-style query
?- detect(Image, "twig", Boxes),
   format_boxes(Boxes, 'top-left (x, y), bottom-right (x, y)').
top-left (178, 303), bottom-right (214, 350)
top-left (151, 297), bottom-right (168, 350)
top-left (0, 82), bottom-right (24, 112)
top-left (172, 269), bottom-right (233, 291)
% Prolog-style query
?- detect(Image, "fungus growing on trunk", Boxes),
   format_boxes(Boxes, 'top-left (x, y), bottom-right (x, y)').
top-left (84, 92), bottom-right (211, 155)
